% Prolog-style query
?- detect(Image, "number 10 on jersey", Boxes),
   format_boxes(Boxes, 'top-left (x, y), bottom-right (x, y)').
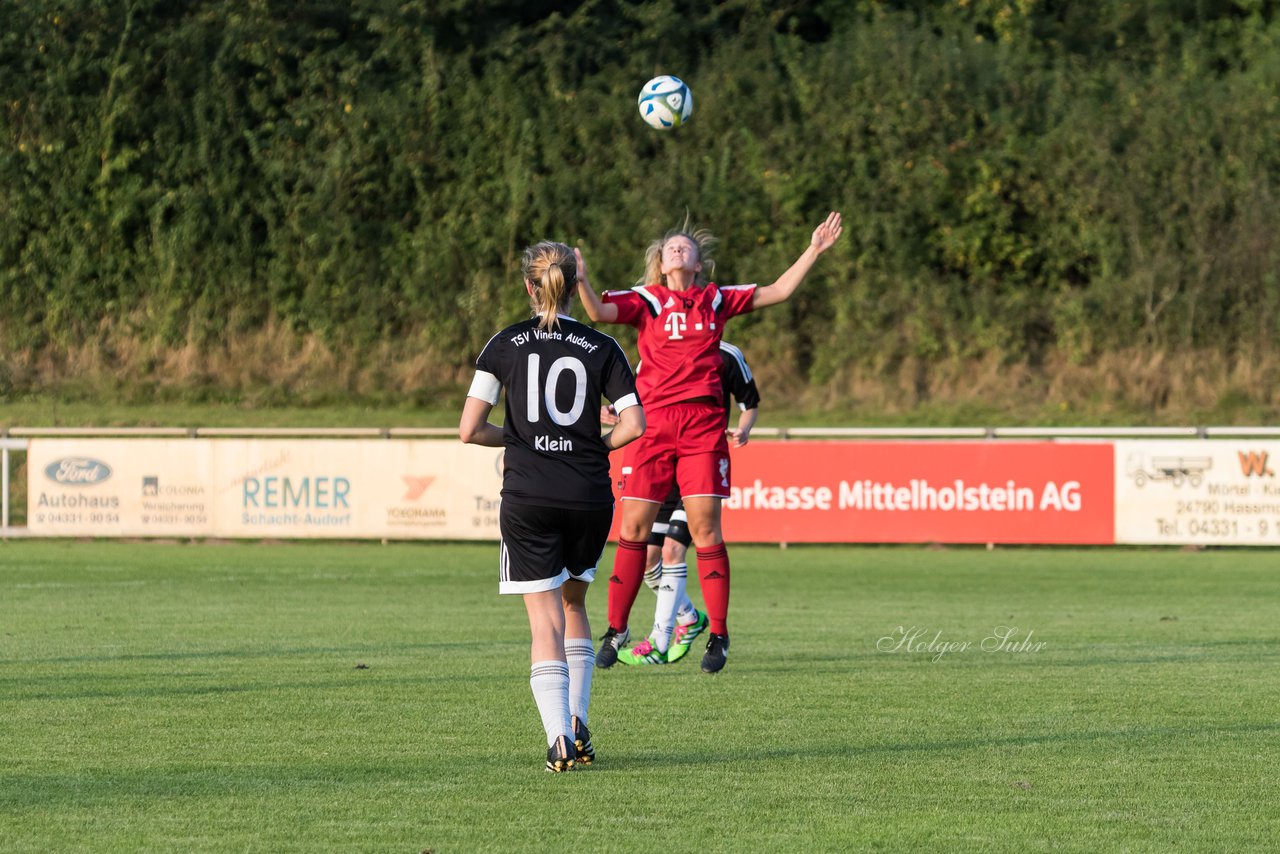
top-left (525, 354), bottom-right (587, 426)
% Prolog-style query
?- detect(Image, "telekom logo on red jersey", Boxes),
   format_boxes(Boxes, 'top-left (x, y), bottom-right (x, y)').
top-left (664, 312), bottom-right (687, 339)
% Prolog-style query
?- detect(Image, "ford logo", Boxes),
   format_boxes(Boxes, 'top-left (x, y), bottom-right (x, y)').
top-left (45, 457), bottom-right (114, 486)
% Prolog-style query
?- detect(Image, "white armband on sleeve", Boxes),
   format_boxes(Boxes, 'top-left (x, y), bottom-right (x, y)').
top-left (467, 371), bottom-right (501, 405)
top-left (611, 393), bottom-right (640, 414)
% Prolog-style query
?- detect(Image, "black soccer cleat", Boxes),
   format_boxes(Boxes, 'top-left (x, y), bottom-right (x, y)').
top-left (701, 632), bottom-right (730, 674)
top-left (594, 626), bottom-right (630, 669)
top-left (571, 715), bottom-right (595, 766)
top-left (546, 734), bottom-right (577, 773)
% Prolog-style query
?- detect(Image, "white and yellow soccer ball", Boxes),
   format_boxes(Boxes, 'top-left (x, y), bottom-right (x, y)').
top-left (638, 75), bottom-right (693, 130)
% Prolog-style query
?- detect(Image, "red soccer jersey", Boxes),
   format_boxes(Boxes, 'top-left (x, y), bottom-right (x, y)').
top-left (602, 282), bottom-right (756, 410)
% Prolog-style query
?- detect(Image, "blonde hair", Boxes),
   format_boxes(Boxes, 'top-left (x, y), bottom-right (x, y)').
top-left (640, 215), bottom-right (717, 287)
top-left (520, 241), bottom-right (576, 330)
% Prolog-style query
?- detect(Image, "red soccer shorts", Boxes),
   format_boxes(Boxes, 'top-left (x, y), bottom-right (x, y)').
top-left (618, 401), bottom-right (730, 502)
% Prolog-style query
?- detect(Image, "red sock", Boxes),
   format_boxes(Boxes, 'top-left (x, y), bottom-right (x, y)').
top-left (696, 543), bottom-right (731, 635)
top-left (606, 538), bottom-right (648, 633)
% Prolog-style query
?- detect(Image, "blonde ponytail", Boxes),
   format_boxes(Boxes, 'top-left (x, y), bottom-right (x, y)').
top-left (520, 241), bottom-right (576, 330)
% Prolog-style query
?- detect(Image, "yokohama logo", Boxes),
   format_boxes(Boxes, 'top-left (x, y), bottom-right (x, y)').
top-left (402, 475), bottom-right (437, 500)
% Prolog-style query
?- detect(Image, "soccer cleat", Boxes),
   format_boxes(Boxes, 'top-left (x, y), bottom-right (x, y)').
top-left (700, 632), bottom-right (730, 674)
top-left (571, 715), bottom-right (595, 765)
top-left (546, 734), bottom-right (577, 773)
top-left (665, 609), bottom-right (708, 663)
top-left (617, 637), bottom-right (669, 666)
top-left (595, 626), bottom-right (630, 669)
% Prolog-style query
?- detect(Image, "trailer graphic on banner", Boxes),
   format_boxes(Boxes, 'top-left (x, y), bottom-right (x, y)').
top-left (1115, 440), bottom-right (1280, 544)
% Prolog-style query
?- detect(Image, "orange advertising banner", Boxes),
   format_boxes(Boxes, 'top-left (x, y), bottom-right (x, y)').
top-left (611, 441), bottom-right (1115, 544)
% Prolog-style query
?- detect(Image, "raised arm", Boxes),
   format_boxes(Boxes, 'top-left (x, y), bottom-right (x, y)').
top-left (574, 248), bottom-right (619, 323)
top-left (751, 211), bottom-right (843, 310)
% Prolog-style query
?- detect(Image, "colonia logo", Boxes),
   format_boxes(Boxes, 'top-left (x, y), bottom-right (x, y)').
top-left (44, 457), bottom-right (113, 486)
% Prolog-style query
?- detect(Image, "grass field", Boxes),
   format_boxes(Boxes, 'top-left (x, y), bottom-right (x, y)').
top-left (2, 541), bottom-right (1278, 852)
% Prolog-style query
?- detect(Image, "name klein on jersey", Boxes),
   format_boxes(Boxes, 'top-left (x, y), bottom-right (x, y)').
top-left (535, 435), bottom-right (573, 452)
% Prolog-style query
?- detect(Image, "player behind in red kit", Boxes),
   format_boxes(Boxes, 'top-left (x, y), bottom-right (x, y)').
top-left (601, 340), bottom-right (761, 665)
top-left (576, 212), bottom-right (842, 673)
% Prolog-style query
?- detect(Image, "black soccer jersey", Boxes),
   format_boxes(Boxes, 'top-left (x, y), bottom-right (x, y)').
top-left (469, 315), bottom-right (639, 510)
top-left (719, 341), bottom-right (760, 419)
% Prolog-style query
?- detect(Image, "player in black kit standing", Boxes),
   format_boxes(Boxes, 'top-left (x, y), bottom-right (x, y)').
top-left (460, 240), bottom-right (645, 772)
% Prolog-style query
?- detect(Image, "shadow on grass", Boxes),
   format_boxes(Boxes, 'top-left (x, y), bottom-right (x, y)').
top-left (0, 639), bottom-right (523, 668)
top-left (591, 720), bottom-right (1280, 772)
top-left (4, 721), bottom-right (1277, 808)
top-left (1, 670), bottom-right (501, 702)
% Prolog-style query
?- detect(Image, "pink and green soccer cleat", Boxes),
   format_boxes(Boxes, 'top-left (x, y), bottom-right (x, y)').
top-left (617, 637), bottom-right (669, 665)
top-left (665, 610), bottom-right (709, 663)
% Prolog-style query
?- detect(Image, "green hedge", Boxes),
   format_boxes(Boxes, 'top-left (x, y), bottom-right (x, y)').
top-left (2, 0), bottom-right (1278, 395)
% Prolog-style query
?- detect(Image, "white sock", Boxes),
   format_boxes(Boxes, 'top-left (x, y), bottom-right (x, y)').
top-left (564, 638), bottom-right (594, 725)
top-left (529, 660), bottom-right (571, 748)
top-left (643, 559), bottom-right (663, 592)
top-left (676, 598), bottom-right (698, 626)
top-left (650, 562), bottom-right (687, 653)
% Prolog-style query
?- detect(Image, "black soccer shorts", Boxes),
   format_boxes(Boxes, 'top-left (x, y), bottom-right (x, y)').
top-left (498, 502), bottom-right (614, 595)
